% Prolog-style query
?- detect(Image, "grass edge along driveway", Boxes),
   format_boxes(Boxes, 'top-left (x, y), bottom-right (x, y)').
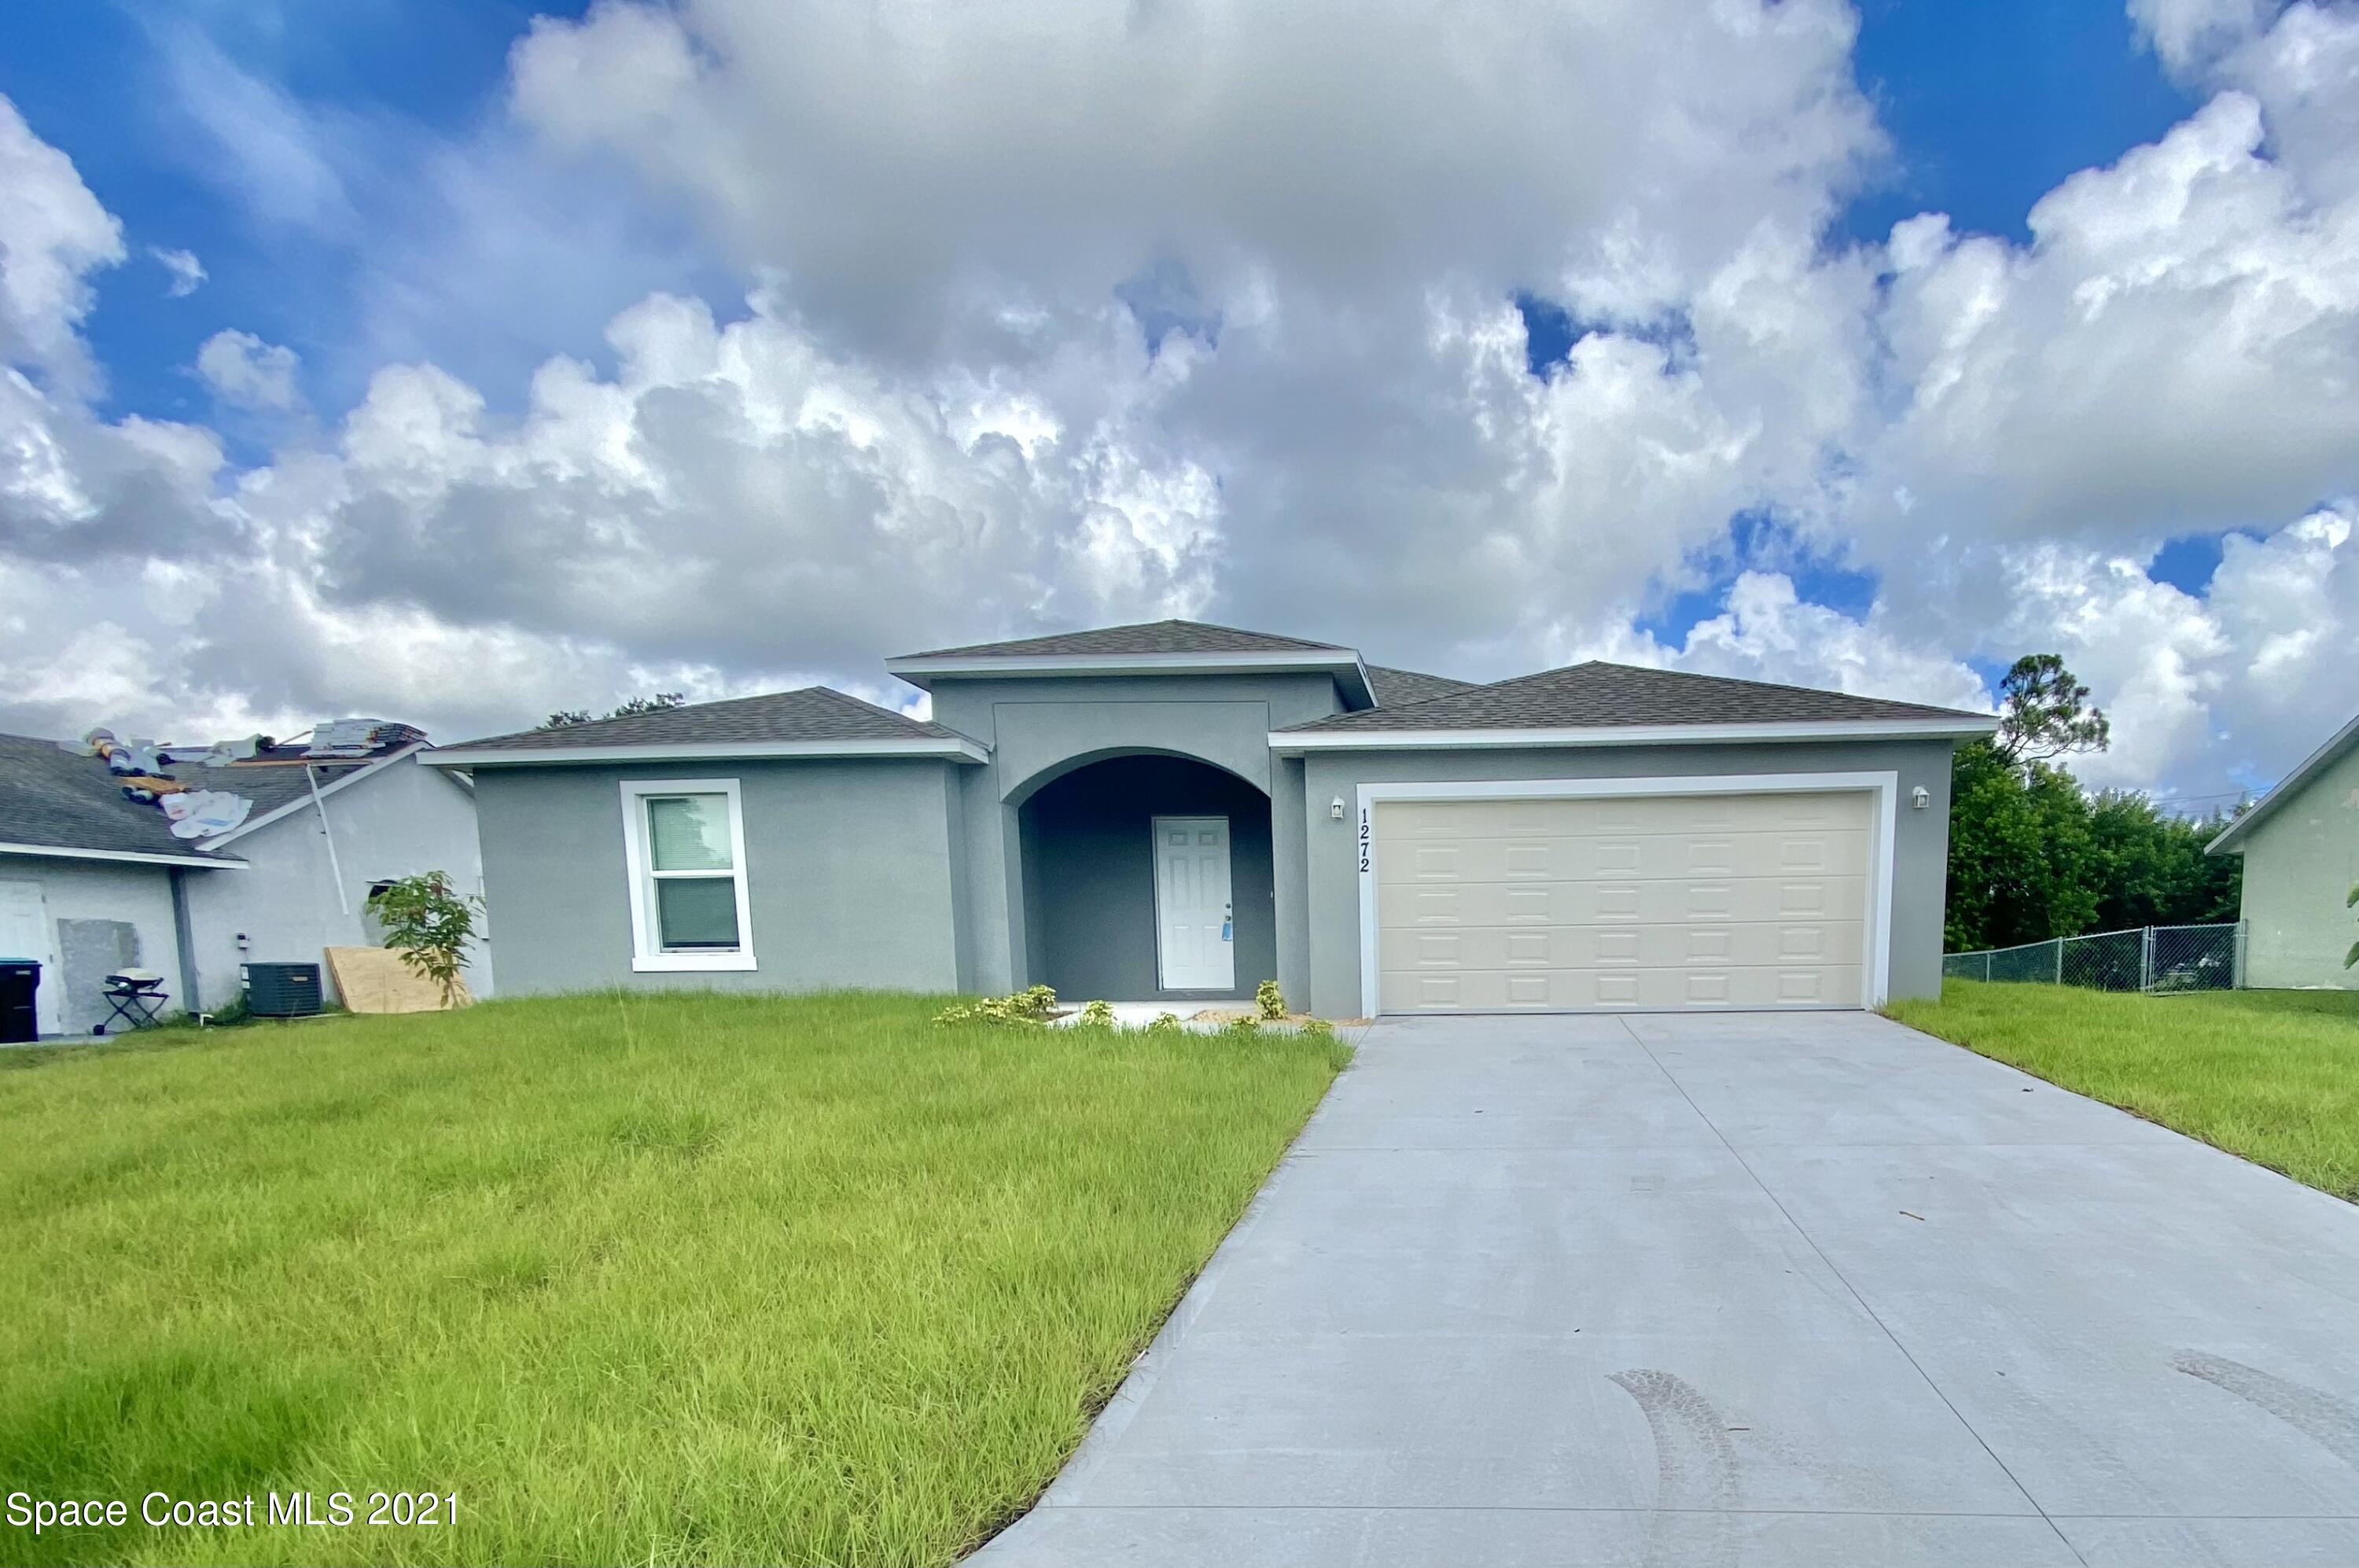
top-left (0, 992), bottom-right (1348, 1567)
top-left (1887, 979), bottom-right (2359, 1203)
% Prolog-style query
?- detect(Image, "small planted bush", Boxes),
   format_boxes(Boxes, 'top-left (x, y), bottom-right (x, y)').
top-left (1146, 1012), bottom-right (1183, 1034)
top-left (366, 870), bottom-right (483, 1007)
top-left (1077, 999), bottom-right (1116, 1028)
top-left (1255, 980), bottom-right (1286, 1020)
top-left (933, 985), bottom-right (1059, 1027)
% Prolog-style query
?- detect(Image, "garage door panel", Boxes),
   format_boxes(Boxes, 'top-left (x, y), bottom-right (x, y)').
top-left (1379, 963), bottom-right (1862, 1011)
top-left (1379, 919), bottom-right (1864, 973)
top-left (1376, 874), bottom-right (1866, 929)
top-left (1378, 826), bottom-right (1871, 884)
top-left (1371, 790), bottom-right (1873, 1014)
top-left (1377, 792), bottom-right (1870, 839)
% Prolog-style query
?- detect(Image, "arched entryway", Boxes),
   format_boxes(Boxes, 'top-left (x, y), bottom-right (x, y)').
top-left (1015, 753), bottom-right (1275, 1003)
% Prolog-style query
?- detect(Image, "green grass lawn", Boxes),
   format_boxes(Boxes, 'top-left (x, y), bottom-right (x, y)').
top-left (1888, 980), bottom-right (2359, 1201)
top-left (0, 993), bottom-right (1347, 1566)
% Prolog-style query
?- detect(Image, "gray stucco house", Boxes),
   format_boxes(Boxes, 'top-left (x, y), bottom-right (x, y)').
top-left (2206, 709), bottom-right (2359, 989)
top-left (430, 621), bottom-right (1995, 1017)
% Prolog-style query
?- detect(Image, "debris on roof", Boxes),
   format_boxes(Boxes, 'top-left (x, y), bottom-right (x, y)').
top-left (64, 719), bottom-right (427, 842)
top-left (303, 719), bottom-right (426, 759)
top-left (79, 729), bottom-right (254, 840)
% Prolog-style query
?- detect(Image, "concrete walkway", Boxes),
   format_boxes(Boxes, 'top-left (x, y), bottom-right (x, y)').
top-left (975, 1011), bottom-right (2359, 1567)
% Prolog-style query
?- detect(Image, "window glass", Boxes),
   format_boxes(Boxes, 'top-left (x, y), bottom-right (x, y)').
top-left (655, 877), bottom-right (741, 949)
top-left (647, 795), bottom-right (733, 872)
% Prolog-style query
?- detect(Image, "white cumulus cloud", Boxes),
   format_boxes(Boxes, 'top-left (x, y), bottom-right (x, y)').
top-left (196, 328), bottom-right (302, 410)
top-left (150, 245), bottom-right (205, 297)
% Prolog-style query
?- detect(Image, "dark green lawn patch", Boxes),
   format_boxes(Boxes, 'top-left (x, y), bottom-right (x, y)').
top-left (0, 992), bottom-right (1346, 1566)
top-left (1889, 980), bottom-right (2359, 1202)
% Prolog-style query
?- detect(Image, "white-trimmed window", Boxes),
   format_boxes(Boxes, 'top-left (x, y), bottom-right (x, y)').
top-left (620, 779), bottom-right (756, 971)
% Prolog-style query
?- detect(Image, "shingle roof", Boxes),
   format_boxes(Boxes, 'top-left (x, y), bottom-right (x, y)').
top-left (1364, 664), bottom-right (1477, 708)
top-left (444, 686), bottom-right (966, 753)
top-left (194, 760), bottom-right (375, 822)
top-left (1280, 661), bottom-right (1992, 734)
top-left (892, 619), bottom-right (1353, 661)
top-left (0, 731), bottom-right (250, 860)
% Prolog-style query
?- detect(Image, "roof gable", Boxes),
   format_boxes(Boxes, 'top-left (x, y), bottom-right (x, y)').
top-left (2206, 709), bottom-right (2359, 856)
top-left (893, 618), bottom-right (1352, 661)
top-left (1279, 661), bottom-right (1993, 736)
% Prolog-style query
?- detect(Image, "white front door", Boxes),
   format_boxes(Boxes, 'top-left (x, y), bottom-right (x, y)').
top-left (1154, 816), bottom-right (1234, 991)
top-left (0, 880), bottom-right (57, 1037)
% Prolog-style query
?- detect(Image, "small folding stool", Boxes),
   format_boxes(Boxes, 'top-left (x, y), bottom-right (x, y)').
top-left (101, 970), bottom-right (170, 1032)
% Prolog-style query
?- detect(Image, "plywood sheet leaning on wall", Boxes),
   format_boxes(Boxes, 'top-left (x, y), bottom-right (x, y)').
top-left (325, 946), bottom-right (473, 1013)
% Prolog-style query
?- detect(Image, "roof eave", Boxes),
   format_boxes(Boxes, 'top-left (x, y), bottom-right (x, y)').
top-left (2203, 710), bottom-right (2359, 856)
top-left (425, 736), bottom-right (991, 768)
top-left (0, 841), bottom-right (248, 869)
top-left (1268, 716), bottom-right (1998, 753)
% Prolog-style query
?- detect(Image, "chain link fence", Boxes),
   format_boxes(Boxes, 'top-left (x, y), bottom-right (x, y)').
top-left (1943, 922), bottom-right (2244, 993)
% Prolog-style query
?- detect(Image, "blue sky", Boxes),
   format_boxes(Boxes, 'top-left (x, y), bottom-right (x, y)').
top-left (1, 0), bottom-right (2352, 801)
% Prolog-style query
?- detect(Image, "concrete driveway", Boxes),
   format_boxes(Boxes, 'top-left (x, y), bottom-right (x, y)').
top-left (976, 1012), bottom-right (2359, 1568)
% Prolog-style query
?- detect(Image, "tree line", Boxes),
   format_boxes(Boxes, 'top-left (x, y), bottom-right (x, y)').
top-left (1944, 655), bottom-right (2241, 952)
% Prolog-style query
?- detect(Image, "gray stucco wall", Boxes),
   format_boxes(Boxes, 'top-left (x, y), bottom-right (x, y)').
top-left (182, 756), bottom-right (488, 1011)
top-left (1022, 754), bottom-right (1276, 1003)
top-left (930, 672), bottom-right (1344, 998)
top-left (1294, 738), bottom-right (1960, 1017)
top-left (471, 757), bottom-right (969, 996)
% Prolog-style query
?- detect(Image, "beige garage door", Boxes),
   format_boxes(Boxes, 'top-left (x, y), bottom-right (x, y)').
top-left (1372, 790), bottom-right (1872, 1012)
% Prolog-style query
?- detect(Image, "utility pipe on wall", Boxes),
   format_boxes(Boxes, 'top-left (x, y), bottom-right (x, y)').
top-left (307, 764), bottom-right (351, 915)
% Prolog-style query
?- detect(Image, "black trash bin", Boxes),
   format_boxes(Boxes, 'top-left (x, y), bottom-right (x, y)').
top-left (0, 959), bottom-right (38, 1044)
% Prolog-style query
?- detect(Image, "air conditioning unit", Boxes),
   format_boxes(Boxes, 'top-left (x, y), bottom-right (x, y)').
top-left (242, 962), bottom-right (323, 1018)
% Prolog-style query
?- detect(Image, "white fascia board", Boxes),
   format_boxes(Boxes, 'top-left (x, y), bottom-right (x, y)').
top-left (2204, 709), bottom-right (2359, 856)
top-left (424, 737), bottom-right (990, 767)
top-left (0, 841), bottom-right (246, 870)
top-left (1272, 716), bottom-right (1998, 753)
top-left (194, 741), bottom-right (428, 850)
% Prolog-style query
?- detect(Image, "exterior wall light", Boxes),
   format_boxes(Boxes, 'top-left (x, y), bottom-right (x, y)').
top-left (1330, 796), bottom-right (1347, 820)
top-left (1911, 786), bottom-right (1930, 809)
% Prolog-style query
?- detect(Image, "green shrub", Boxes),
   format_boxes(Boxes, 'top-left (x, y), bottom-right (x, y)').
top-left (933, 985), bottom-right (1059, 1027)
top-left (366, 870), bottom-right (484, 1007)
top-left (1077, 999), bottom-right (1115, 1028)
top-left (1299, 1017), bottom-right (1336, 1040)
top-left (1146, 1012), bottom-right (1183, 1034)
top-left (1255, 980), bottom-right (1286, 1020)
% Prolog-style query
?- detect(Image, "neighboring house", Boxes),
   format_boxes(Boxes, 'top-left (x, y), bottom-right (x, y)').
top-left (2206, 709), bottom-right (2359, 989)
top-left (0, 727), bottom-right (489, 1036)
top-left (434, 620), bottom-right (1993, 1017)
top-left (1, 731), bottom-right (244, 1036)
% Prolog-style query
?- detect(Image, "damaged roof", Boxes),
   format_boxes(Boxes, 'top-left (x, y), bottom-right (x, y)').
top-left (1279, 661), bottom-right (1994, 735)
top-left (0, 731), bottom-right (246, 864)
top-left (434, 686), bottom-right (977, 760)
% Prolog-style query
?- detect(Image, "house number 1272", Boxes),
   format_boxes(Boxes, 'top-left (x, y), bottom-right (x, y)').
top-left (1357, 808), bottom-right (1371, 874)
